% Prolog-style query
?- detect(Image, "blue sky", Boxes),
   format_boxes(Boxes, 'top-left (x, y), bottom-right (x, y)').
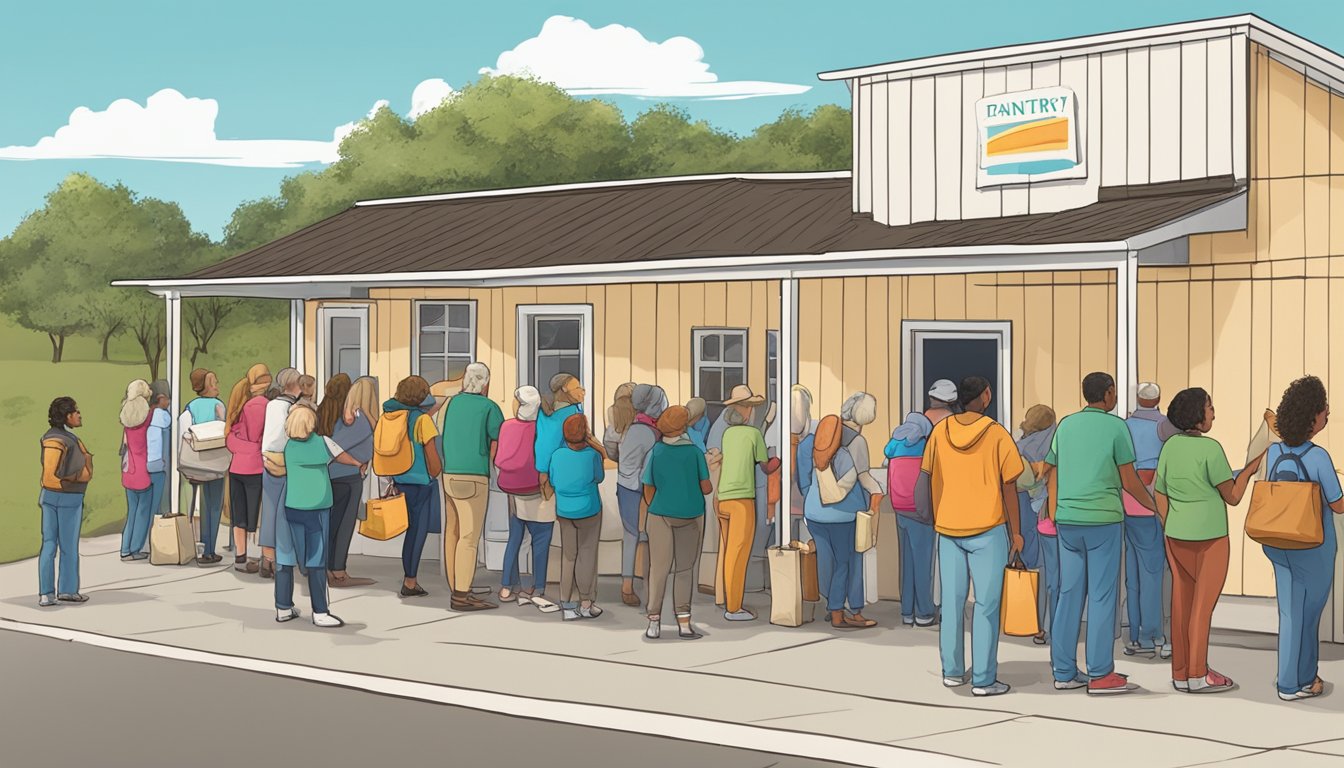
top-left (1, 0), bottom-right (1340, 239)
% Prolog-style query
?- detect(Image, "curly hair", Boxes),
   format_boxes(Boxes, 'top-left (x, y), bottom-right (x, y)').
top-left (1276, 376), bottom-right (1328, 448)
top-left (48, 397), bottom-right (78, 429)
top-left (394, 375), bottom-right (431, 407)
top-left (1166, 388), bottom-right (1209, 432)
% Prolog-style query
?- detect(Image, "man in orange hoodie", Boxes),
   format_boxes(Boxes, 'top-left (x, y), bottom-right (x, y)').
top-left (920, 376), bottom-right (1023, 697)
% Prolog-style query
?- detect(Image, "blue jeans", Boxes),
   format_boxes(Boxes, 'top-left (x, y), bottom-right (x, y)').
top-left (275, 508), bottom-right (329, 614)
top-left (1017, 491), bottom-right (1041, 569)
top-left (1264, 537), bottom-right (1337, 694)
top-left (400, 483), bottom-right (436, 579)
top-left (197, 479), bottom-right (225, 556)
top-left (148, 471), bottom-right (167, 523)
top-left (502, 510), bottom-right (554, 593)
top-left (39, 490), bottom-right (82, 596)
top-left (1052, 523), bottom-right (1123, 681)
top-left (939, 526), bottom-right (1009, 688)
top-left (616, 484), bottom-right (645, 579)
top-left (1124, 515), bottom-right (1167, 648)
top-left (809, 519), bottom-right (857, 612)
top-left (260, 472), bottom-right (286, 549)
top-left (121, 486), bottom-right (156, 556)
top-left (897, 514), bottom-right (936, 621)
top-left (1039, 533), bottom-right (1060, 638)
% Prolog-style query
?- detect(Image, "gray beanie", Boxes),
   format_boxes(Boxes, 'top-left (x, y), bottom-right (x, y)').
top-left (631, 384), bottom-right (668, 419)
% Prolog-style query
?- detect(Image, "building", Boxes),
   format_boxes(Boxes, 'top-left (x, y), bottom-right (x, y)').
top-left (120, 14), bottom-right (1344, 639)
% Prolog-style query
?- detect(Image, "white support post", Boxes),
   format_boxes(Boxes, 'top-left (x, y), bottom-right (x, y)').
top-left (290, 299), bottom-right (305, 371)
top-left (1115, 253), bottom-right (1138, 418)
top-left (166, 291), bottom-right (183, 517)
top-left (777, 277), bottom-right (797, 549)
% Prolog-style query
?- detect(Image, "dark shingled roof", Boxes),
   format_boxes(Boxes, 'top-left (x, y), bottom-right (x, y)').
top-left (187, 174), bottom-right (1243, 280)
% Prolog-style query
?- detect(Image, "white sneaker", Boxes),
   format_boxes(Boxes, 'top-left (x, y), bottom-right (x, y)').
top-left (972, 681), bottom-right (1011, 697)
top-left (1054, 676), bottom-right (1088, 690)
top-left (562, 608), bottom-right (582, 621)
top-left (943, 675), bottom-right (967, 687)
top-left (312, 612), bottom-right (345, 628)
top-left (645, 620), bottom-right (661, 639)
top-left (276, 607), bottom-right (301, 623)
top-left (578, 604), bottom-right (603, 619)
top-left (531, 595), bottom-right (560, 613)
top-left (1173, 679), bottom-right (1190, 692)
top-left (724, 609), bottom-right (757, 622)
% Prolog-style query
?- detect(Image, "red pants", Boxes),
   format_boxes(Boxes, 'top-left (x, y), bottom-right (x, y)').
top-left (1165, 536), bottom-right (1230, 681)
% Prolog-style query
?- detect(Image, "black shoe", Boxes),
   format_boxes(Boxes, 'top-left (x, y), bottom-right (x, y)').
top-left (400, 584), bottom-right (429, 598)
top-left (57, 593), bottom-right (89, 603)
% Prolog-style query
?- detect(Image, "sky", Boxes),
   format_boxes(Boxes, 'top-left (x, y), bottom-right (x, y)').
top-left (1, 0), bottom-right (1341, 239)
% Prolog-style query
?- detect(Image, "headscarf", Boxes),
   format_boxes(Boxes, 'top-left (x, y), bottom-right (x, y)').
top-left (1020, 404), bottom-right (1056, 436)
top-left (226, 363), bottom-right (272, 429)
top-left (813, 415), bottom-right (843, 471)
top-left (515, 386), bottom-right (542, 422)
top-left (889, 412), bottom-right (933, 447)
top-left (632, 383), bottom-right (668, 419)
top-left (656, 405), bottom-right (690, 437)
top-left (120, 379), bottom-right (152, 428)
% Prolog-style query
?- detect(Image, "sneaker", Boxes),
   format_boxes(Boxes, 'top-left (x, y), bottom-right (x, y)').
top-left (1279, 688), bottom-right (1319, 701)
top-left (1160, 643), bottom-right (1173, 660)
top-left (1088, 672), bottom-right (1136, 695)
top-left (122, 552), bottom-right (148, 562)
top-left (578, 603), bottom-right (604, 619)
top-left (1123, 642), bottom-right (1157, 658)
top-left (645, 620), bottom-right (661, 640)
top-left (676, 617), bottom-right (701, 640)
top-left (1173, 679), bottom-right (1190, 692)
top-left (1187, 670), bottom-right (1235, 694)
top-left (562, 608), bottom-right (582, 621)
top-left (972, 681), bottom-right (1011, 697)
top-left (724, 609), bottom-right (757, 622)
top-left (943, 675), bottom-right (968, 688)
top-left (276, 607), bottom-right (301, 623)
top-left (902, 616), bottom-right (916, 626)
top-left (57, 593), bottom-right (88, 603)
top-left (312, 612), bottom-right (345, 628)
top-left (1054, 676), bottom-right (1089, 690)
top-left (531, 595), bottom-right (560, 614)
top-left (38, 594), bottom-right (57, 607)
top-left (915, 616), bottom-right (938, 627)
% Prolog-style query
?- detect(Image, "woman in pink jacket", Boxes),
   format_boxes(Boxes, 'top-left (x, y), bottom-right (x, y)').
top-left (119, 380), bottom-right (155, 561)
top-left (225, 364), bottom-right (271, 573)
top-left (496, 386), bottom-right (559, 613)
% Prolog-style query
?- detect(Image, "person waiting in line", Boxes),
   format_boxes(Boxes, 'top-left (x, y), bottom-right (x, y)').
top-left (602, 382), bottom-right (637, 462)
top-left (1047, 372), bottom-right (1157, 696)
top-left (146, 380), bottom-right (173, 518)
top-left (920, 377), bottom-right (1024, 697)
top-left (714, 385), bottom-right (781, 622)
top-left (38, 396), bottom-right (93, 606)
top-left (686, 397), bottom-right (711, 453)
top-left (225, 364), bottom-right (272, 573)
top-left (1014, 404), bottom-right (1057, 644)
top-left (440, 362), bottom-right (505, 612)
top-left (317, 374), bottom-right (375, 588)
top-left (537, 374), bottom-right (605, 495)
top-left (180, 369), bottom-right (228, 564)
top-left (496, 386), bottom-right (559, 613)
top-left (641, 405), bottom-right (711, 639)
top-left (297, 374), bottom-right (318, 409)
top-left (258, 367), bottom-right (302, 579)
top-left (1123, 382), bottom-right (1172, 659)
top-left (552, 412), bottom-right (606, 621)
top-left (886, 411), bottom-right (935, 628)
top-left (834, 392), bottom-right (885, 624)
top-left (119, 379), bottom-right (156, 562)
top-left (787, 386), bottom-right (817, 544)
top-left (382, 376), bottom-right (444, 598)
top-left (276, 405), bottom-right (364, 628)
top-left (616, 384), bottom-right (667, 607)
top-left (925, 379), bottom-right (959, 425)
top-left (1155, 387), bottom-right (1263, 694)
top-left (1260, 376), bottom-right (1344, 701)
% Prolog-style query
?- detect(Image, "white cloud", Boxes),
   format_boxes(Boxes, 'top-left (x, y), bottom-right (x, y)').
top-left (409, 78), bottom-right (457, 118)
top-left (332, 99), bottom-right (392, 146)
top-left (480, 15), bottom-right (810, 101)
top-left (0, 89), bottom-right (346, 168)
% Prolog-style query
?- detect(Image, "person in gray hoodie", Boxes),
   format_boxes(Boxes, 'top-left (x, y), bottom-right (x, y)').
top-left (1015, 405), bottom-right (1055, 643)
top-left (616, 384), bottom-right (667, 605)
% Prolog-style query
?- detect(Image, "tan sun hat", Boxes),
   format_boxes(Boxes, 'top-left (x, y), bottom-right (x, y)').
top-left (722, 384), bottom-right (765, 407)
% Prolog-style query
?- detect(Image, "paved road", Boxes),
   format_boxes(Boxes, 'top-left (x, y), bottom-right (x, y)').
top-left (0, 629), bottom-right (852, 768)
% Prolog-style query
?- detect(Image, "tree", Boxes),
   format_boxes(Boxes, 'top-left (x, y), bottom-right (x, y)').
top-left (185, 297), bottom-right (240, 366)
top-left (89, 296), bottom-right (128, 362)
top-left (130, 297), bottom-right (166, 381)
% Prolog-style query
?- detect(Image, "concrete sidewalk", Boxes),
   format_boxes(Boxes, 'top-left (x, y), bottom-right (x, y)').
top-left (5, 534), bottom-right (1344, 767)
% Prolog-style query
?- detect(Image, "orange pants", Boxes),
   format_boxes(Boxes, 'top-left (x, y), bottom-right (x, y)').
top-left (1166, 536), bottom-right (1230, 681)
top-left (716, 498), bottom-right (756, 614)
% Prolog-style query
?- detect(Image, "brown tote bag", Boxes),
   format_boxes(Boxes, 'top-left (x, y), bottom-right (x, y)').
top-left (1246, 447), bottom-right (1324, 550)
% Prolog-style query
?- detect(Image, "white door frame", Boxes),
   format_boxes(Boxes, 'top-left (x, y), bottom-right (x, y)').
top-left (900, 320), bottom-right (1013, 428)
top-left (517, 304), bottom-right (595, 418)
top-left (315, 303), bottom-right (370, 387)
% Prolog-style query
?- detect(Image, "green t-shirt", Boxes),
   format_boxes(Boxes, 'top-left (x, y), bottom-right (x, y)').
top-left (718, 425), bottom-right (767, 501)
top-left (284, 434), bottom-right (336, 511)
top-left (1154, 434), bottom-right (1234, 541)
top-left (643, 441), bottom-right (710, 519)
top-left (1045, 407), bottom-right (1137, 525)
top-left (439, 393), bottom-right (505, 477)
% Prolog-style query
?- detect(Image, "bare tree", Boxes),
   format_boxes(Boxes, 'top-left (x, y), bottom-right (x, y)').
top-left (186, 297), bottom-right (240, 366)
top-left (89, 298), bottom-right (128, 362)
top-left (131, 301), bottom-right (165, 381)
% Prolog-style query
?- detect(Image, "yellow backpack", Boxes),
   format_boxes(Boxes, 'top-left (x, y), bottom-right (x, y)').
top-left (373, 409), bottom-right (418, 476)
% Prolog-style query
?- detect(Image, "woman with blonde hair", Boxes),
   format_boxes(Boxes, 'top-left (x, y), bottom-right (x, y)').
top-left (319, 375), bottom-right (377, 588)
top-left (277, 405), bottom-right (363, 627)
top-left (225, 363), bottom-right (272, 571)
top-left (603, 382), bottom-right (637, 460)
top-left (118, 379), bottom-right (155, 561)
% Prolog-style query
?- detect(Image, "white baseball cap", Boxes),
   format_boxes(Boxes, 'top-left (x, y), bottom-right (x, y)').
top-left (1137, 382), bottom-right (1161, 400)
top-left (928, 379), bottom-right (958, 403)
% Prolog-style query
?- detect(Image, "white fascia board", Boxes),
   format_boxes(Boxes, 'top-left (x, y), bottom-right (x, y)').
top-left (353, 171), bottom-right (852, 207)
top-left (818, 15), bottom-right (1255, 81)
top-left (1123, 192), bottom-right (1247, 251)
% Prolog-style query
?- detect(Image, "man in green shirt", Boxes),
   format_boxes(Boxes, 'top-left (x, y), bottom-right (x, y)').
top-left (440, 362), bottom-right (505, 611)
top-left (715, 385), bottom-right (781, 621)
top-left (1045, 372), bottom-right (1157, 695)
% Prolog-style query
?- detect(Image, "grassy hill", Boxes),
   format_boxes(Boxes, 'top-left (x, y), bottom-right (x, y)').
top-left (0, 311), bottom-right (287, 564)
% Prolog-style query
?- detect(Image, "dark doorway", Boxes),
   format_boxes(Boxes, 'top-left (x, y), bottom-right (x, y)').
top-left (920, 336), bottom-right (1001, 424)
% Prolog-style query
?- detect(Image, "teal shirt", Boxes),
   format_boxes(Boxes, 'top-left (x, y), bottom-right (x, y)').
top-left (186, 397), bottom-right (224, 425)
top-left (284, 434), bottom-right (336, 511)
top-left (535, 404), bottom-right (582, 474)
top-left (439, 393), bottom-right (505, 477)
top-left (1045, 407), bottom-right (1137, 526)
top-left (549, 445), bottom-right (604, 519)
top-left (642, 440), bottom-right (710, 519)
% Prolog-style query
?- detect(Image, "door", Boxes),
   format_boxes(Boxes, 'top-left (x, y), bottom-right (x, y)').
top-left (517, 305), bottom-right (594, 417)
top-left (316, 305), bottom-right (368, 386)
top-left (902, 321), bottom-right (1012, 427)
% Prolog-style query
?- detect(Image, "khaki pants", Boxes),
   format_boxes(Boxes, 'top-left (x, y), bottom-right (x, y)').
top-left (717, 498), bottom-right (756, 614)
top-left (646, 514), bottom-right (704, 617)
top-left (442, 474), bottom-right (489, 592)
top-left (559, 514), bottom-right (601, 606)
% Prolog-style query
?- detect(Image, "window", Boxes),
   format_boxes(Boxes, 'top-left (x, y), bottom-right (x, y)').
top-left (530, 315), bottom-right (584, 391)
top-left (415, 301), bottom-right (476, 383)
top-left (693, 328), bottom-right (747, 422)
top-left (766, 330), bottom-right (779, 408)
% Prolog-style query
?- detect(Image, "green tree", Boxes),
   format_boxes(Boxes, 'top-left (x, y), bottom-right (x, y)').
top-left (628, 105), bottom-right (735, 176)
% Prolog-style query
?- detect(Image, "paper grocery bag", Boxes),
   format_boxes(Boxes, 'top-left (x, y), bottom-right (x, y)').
top-left (150, 513), bottom-right (196, 566)
top-left (768, 546), bottom-right (804, 627)
top-left (1000, 558), bottom-right (1040, 637)
top-left (1247, 409), bottom-right (1277, 481)
top-left (360, 491), bottom-right (409, 541)
top-left (794, 540), bottom-right (820, 603)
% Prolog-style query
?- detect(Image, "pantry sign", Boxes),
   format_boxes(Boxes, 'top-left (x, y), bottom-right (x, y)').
top-left (975, 86), bottom-right (1084, 187)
